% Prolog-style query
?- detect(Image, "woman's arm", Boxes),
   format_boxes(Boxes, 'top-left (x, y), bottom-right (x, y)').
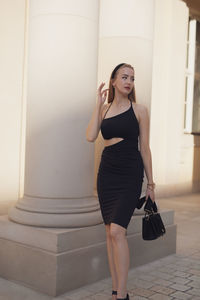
top-left (86, 82), bottom-right (109, 142)
top-left (86, 103), bottom-right (104, 142)
top-left (138, 104), bottom-right (155, 200)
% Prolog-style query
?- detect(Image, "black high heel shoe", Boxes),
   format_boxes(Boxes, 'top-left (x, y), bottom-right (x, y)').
top-left (117, 293), bottom-right (129, 300)
top-left (112, 290), bottom-right (117, 296)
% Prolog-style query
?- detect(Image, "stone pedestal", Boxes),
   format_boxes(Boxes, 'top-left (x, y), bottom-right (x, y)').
top-left (0, 209), bottom-right (176, 296)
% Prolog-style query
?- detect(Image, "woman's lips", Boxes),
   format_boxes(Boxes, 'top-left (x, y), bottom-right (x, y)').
top-left (125, 87), bottom-right (130, 90)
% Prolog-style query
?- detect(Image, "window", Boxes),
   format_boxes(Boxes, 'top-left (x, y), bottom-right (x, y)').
top-left (184, 18), bottom-right (200, 134)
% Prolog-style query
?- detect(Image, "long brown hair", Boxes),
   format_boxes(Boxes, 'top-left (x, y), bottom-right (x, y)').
top-left (107, 63), bottom-right (136, 103)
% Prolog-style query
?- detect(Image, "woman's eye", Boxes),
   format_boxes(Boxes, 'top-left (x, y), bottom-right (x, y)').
top-left (122, 76), bottom-right (134, 81)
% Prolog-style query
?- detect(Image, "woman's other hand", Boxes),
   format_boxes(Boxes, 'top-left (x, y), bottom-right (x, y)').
top-left (145, 188), bottom-right (155, 202)
top-left (97, 82), bottom-right (109, 107)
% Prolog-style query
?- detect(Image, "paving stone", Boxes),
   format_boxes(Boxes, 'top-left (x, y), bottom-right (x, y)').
top-left (148, 271), bottom-right (174, 280)
top-left (174, 262), bottom-right (191, 268)
top-left (130, 278), bottom-right (154, 289)
top-left (135, 264), bottom-right (155, 273)
top-left (150, 284), bottom-right (175, 295)
top-left (154, 278), bottom-right (175, 287)
top-left (187, 275), bottom-right (200, 282)
top-left (156, 266), bottom-right (176, 273)
top-left (168, 276), bottom-right (191, 285)
top-left (82, 281), bottom-right (109, 293)
top-left (172, 266), bottom-right (190, 272)
top-left (149, 293), bottom-right (173, 300)
top-left (65, 288), bottom-right (94, 300)
top-left (188, 269), bottom-right (200, 276)
top-left (128, 287), bottom-right (155, 297)
top-left (169, 283), bottom-right (192, 292)
top-left (173, 271), bottom-right (192, 278)
top-left (175, 258), bottom-right (197, 266)
top-left (192, 265), bottom-right (200, 270)
top-left (128, 273), bottom-right (141, 281)
top-left (158, 265), bottom-right (189, 273)
top-left (187, 280), bottom-right (200, 288)
top-left (130, 297), bottom-right (148, 300)
top-left (128, 271), bottom-right (143, 280)
top-left (92, 293), bottom-right (110, 300)
top-left (170, 290), bottom-right (193, 299)
top-left (166, 263), bottom-right (181, 270)
top-left (187, 288), bottom-right (200, 296)
top-left (136, 273), bottom-right (158, 282)
top-left (148, 260), bottom-right (166, 268)
top-left (159, 255), bottom-right (178, 264)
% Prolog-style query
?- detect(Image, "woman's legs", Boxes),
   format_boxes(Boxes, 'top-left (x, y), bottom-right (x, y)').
top-left (105, 224), bottom-right (118, 300)
top-left (110, 223), bottom-right (129, 299)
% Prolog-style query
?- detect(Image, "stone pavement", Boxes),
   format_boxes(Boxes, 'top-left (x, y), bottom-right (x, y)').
top-left (0, 192), bottom-right (200, 300)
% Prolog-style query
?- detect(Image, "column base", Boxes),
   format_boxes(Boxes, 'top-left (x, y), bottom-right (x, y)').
top-left (8, 196), bottom-right (102, 227)
top-left (8, 206), bottom-right (103, 228)
top-left (0, 210), bottom-right (176, 296)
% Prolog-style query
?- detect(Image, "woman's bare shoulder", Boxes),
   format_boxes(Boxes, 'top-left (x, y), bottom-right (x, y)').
top-left (134, 103), bottom-right (147, 111)
top-left (138, 104), bottom-right (149, 117)
top-left (133, 103), bottom-right (148, 123)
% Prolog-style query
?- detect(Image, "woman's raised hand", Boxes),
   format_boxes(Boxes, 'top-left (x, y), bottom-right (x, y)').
top-left (97, 82), bottom-right (109, 107)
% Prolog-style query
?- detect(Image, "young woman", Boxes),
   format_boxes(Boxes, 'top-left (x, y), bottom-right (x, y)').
top-left (86, 63), bottom-right (155, 300)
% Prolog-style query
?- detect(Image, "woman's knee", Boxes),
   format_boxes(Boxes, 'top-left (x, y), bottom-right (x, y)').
top-left (110, 223), bottom-right (126, 240)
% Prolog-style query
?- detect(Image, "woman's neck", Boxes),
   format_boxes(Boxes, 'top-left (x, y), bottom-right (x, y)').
top-left (112, 96), bottom-right (130, 107)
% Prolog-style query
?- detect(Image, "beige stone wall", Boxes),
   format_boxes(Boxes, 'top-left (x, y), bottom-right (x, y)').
top-left (150, 0), bottom-right (200, 196)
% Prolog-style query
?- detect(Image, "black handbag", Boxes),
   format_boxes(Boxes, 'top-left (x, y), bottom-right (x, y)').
top-left (137, 195), bottom-right (158, 212)
top-left (136, 196), bottom-right (146, 209)
top-left (142, 196), bottom-right (166, 240)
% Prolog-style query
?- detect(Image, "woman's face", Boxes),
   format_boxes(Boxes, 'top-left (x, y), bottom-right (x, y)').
top-left (112, 67), bottom-right (135, 96)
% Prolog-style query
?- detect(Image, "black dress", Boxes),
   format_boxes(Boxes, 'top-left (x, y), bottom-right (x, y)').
top-left (97, 100), bottom-right (144, 229)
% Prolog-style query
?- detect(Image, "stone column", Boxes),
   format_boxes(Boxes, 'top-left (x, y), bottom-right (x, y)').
top-left (8, 0), bottom-right (102, 227)
top-left (94, 0), bottom-right (155, 198)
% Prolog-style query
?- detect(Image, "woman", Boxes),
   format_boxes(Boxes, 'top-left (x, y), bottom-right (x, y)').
top-left (86, 63), bottom-right (155, 300)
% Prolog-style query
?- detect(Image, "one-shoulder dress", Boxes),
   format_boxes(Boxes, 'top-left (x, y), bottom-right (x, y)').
top-left (97, 99), bottom-right (144, 229)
